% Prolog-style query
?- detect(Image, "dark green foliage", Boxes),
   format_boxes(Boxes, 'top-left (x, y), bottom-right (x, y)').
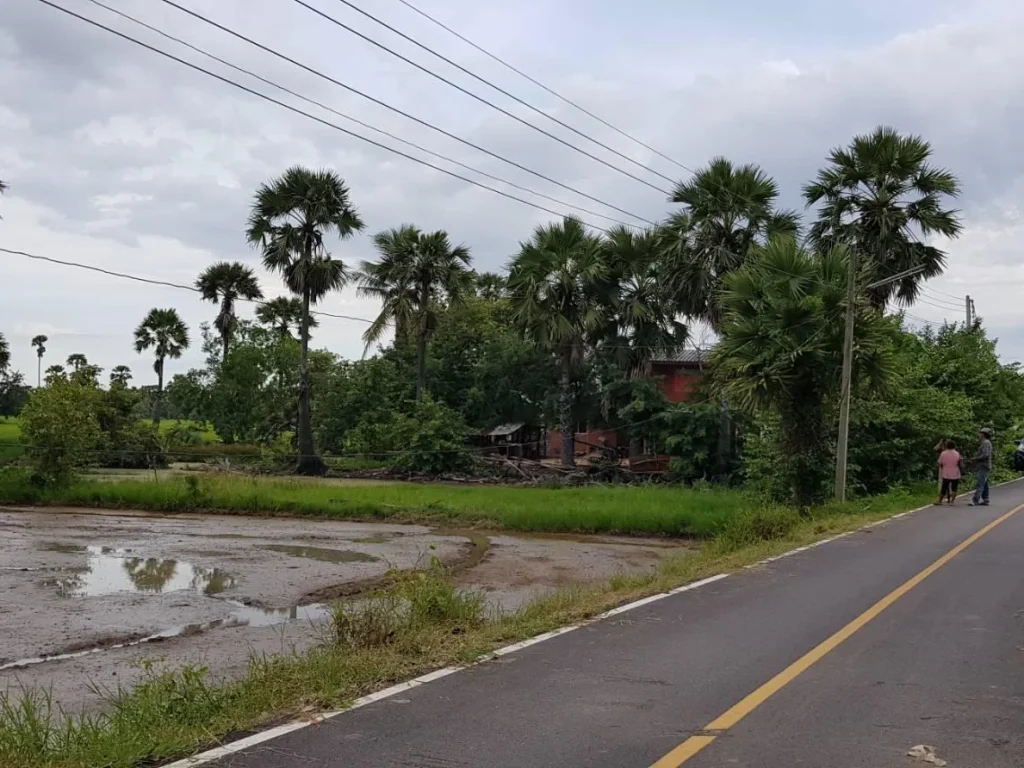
top-left (348, 397), bottom-right (471, 475)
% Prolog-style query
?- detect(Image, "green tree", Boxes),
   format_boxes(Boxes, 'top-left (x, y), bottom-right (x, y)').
top-left (804, 126), bottom-right (962, 307)
top-left (359, 225), bottom-right (474, 400)
top-left (44, 364), bottom-right (65, 385)
top-left (712, 237), bottom-right (891, 505)
top-left (133, 308), bottom-right (190, 428)
top-left (0, 332), bottom-right (9, 374)
top-left (110, 365), bottom-right (132, 388)
top-left (255, 296), bottom-right (316, 340)
top-left (19, 380), bottom-right (102, 485)
top-left (0, 370), bottom-right (29, 419)
top-left (195, 261), bottom-right (264, 361)
top-left (247, 166), bottom-right (364, 475)
top-left (31, 334), bottom-right (47, 388)
top-left (507, 217), bottom-right (608, 467)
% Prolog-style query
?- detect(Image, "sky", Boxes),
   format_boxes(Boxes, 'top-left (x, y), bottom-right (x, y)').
top-left (3, 0), bottom-right (1024, 387)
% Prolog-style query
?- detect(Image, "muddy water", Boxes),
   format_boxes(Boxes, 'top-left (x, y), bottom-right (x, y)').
top-left (0, 506), bottom-right (693, 713)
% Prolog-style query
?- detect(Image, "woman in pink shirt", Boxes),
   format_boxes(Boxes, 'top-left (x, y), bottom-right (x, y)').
top-left (937, 439), bottom-right (963, 505)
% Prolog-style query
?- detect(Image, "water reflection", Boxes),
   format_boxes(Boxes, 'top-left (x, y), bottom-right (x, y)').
top-left (53, 546), bottom-right (234, 597)
top-left (1, 599), bottom-right (332, 671)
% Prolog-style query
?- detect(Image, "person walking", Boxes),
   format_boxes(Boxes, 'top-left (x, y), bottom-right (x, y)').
top-left (969, 427), bottom-right (993, 507)
top-left (937, 440), bottom-right (963, 505)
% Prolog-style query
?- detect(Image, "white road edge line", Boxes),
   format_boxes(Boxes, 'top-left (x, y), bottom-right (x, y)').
top-left (160, 486), bottom-right (1015, 768)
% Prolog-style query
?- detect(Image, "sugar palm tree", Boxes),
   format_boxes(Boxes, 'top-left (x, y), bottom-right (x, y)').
top-left (600, 226), bottom-right (688, 375)
top-left (359, 225), bottom-right (473, 400)
top-left (134, 308), bottom-right (190, 427)
top-left (195, 261), bottom-right (264, 361)
top-left (31, 335), bottom-right (47, 387)
top-left (804, 126), bottom-right (962, 307)
top-left (507, 217), bottom-right (608, 467)
top-left (659, 158), bottom-right (797, 475)
top-left (255, 296), bottom-right (315, 339)
top-left (66, 353), bottom-right (88, 372)
top-left (247, 166), bottom-right (364, 475)
top-left (711, 237), bottom-right (891, 504)
top-left (659, 157), bottom-right (799, 331)
top-left (0, 332), bottom-right (9, 375)
top-left (475, 271), bottom-right (508, 301)
top-left (110, 365), bottom-right (133, 388)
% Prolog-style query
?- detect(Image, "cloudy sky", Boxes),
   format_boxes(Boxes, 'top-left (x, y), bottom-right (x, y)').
top-left (2, 0), bottom-right (1024, 386)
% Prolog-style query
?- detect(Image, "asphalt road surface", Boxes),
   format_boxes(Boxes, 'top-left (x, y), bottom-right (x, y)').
top-left (214, 484), bottom-right (1024, 768)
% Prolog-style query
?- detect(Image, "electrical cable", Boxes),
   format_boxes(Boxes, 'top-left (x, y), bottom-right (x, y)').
top-left (81, 0), bottom-right (642, 230)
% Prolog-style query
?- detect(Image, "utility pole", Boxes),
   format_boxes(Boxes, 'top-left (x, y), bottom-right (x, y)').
top-left (834, 262), bottom-right (925, 501)
top-left (965, 295), bottom-right (972, 327)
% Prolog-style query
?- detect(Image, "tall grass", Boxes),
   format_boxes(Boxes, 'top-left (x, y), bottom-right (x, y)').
top-left (0, 472), bottom-right (759, 537)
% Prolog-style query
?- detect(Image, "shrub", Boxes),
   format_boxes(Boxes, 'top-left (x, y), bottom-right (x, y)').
top-left (348, 397), bottom-right (471, 475)
top-left (18, 381), bottom-right (101, 486)
top-left (715, 505), bottom-right (801, 551)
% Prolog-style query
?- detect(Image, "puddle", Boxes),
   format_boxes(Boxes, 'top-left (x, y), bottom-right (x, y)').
top-left (45, 546), bottom-right (235, 597)
top-left (264, 544), bottom-right (379, 564)
top-left (0, 599), bottom-right (332, 671)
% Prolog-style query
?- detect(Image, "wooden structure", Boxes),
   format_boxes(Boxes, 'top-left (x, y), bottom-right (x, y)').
top-left (470, 423), bottom-right (545, 461)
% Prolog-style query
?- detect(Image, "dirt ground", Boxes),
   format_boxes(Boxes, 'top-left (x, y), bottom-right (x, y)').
top-left (0, 506), bottom-right (693, 714)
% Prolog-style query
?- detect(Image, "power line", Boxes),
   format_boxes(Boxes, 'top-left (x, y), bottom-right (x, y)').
top-left (317, 0), bottom-right (676, 186)
top-left (390, 0), bottom-right (690, 173)
top-left (282, 0), bottom-right (670, 195)
top-left (33, 0), bottom-right (636, 232)
top-left (0, 246), bottom-right (376, 324)
top-left (141, 0), bottom-right (657, 226)
top-left (82, 0), bottom-right (639, 231)
top-left (915, 295), bottom-right (964, 313)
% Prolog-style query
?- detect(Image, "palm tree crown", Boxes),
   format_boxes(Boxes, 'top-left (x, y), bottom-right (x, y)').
top-left (803, 125), bottom-right (962, 307)
top-left (110, 365), bottom-right (133, 387)
top-left (359, 226), bottom-right (473, 398)
top-left (660, 156), bottom-right (798, 331)
top-left (255, 296), bottom-right (317, 339)
top-left (31, 335), bottom-right (47, 359)
top-left (134, 308), bottom-right (190, 372)
top-left (195, 261), bottom-right (264, 361)
top-left (246, 166), bottom-right (363, 303)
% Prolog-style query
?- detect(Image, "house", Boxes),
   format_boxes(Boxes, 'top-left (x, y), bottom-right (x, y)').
top-left (545, 348), bottom-right (710, 461)
top-left (644, 348), bottom-right (707, 404)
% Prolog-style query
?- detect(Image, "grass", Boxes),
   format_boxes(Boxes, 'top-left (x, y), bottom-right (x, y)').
top-left (0, 483), bottom-right (939, 768)
top-left (0, 419), bottom-right (22, 466)
top-left (0, 473), bottom-right (777, 537)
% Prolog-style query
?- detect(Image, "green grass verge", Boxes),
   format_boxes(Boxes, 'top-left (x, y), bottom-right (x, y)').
top-left (0, 484), bottom-right (938, 768)
top-left (0, 473), bottom-right (771, 537)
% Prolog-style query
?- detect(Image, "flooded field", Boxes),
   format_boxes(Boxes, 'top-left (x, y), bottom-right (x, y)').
top-left (0, 506), bottom-right (694, 713)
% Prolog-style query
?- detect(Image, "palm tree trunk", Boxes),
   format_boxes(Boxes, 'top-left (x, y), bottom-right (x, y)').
top-left (415, 283), bottom-right (430, 401)
top-left (222, 329), bottom-right (230, 363)
top-left (37, 356), bottom-right (41, 388)
top-left (153, 357), bottom-right (164, 428)
top-left (559, 349), bottom-right (575, 468)
top-left (295, 284), bottom-right (324, 475)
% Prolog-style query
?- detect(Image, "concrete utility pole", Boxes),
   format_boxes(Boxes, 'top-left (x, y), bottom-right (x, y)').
top-left (965, 295), bottom-right (974, 327)
top-left (834, 262), bottom-right (925, 501)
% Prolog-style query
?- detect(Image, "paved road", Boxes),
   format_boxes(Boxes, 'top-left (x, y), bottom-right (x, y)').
top-left (216, 485), bottom-right (1024, 768)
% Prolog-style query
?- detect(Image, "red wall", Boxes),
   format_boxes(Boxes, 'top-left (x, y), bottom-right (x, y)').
top-left (650, 363), bottom-right (703, 404)
top-left (547, 428), bottom-right (621, 456)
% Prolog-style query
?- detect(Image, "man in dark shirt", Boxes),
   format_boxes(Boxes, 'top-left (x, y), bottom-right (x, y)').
top-left (970, 428), bottom-right (993, 506)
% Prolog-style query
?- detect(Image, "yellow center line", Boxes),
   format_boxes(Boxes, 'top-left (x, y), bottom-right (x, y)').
top-left (650, 503), bottom-right (1023, 768)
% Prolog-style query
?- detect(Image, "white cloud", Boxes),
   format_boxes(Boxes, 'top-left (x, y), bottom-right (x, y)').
top-left (3, 0), bottom-right (1024, 378)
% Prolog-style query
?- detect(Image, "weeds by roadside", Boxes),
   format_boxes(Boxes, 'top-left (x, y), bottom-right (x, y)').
top-left (0, 483), bottom-right (940, 768)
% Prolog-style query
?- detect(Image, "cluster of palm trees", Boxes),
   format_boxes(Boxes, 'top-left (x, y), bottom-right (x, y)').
top-left (14, 126), bottom-right (962, 479)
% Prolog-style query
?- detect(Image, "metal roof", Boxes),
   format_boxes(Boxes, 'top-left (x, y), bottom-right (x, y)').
top-left (487, 422), bottom-right (525, 437)
top-left (647, 348), bottom-right (709, 365)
